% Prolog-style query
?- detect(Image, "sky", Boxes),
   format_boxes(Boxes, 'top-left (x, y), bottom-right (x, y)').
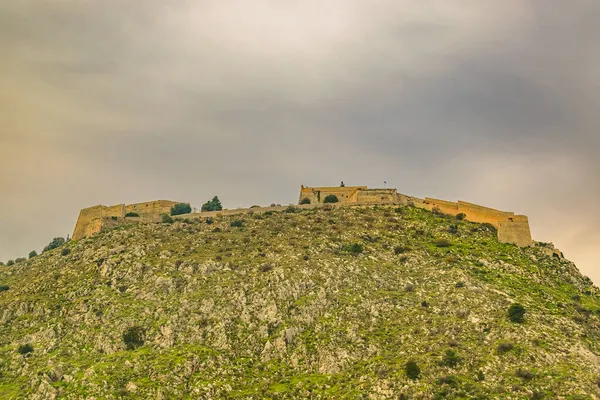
top-left (0, 1), bottom-right (598, 282)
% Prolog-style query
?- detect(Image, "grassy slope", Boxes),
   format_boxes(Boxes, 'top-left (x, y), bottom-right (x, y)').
top-left (0, 205), bottom-right (599, 399)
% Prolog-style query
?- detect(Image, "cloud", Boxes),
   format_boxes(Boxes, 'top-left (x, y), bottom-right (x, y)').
top-left (0, 1), bottom-right (598, 282)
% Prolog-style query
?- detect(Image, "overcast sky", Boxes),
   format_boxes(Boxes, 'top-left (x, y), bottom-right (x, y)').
top-left (1, 1), bottom-right (598, 282)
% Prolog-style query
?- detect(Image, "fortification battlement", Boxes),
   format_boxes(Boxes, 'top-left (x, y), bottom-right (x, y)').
top-left (71, 185), bottom-right (533, 248)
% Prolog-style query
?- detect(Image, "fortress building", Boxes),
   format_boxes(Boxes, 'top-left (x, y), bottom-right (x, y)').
top-left (71, 185), bottom-right (533, 248)
top-left (299, 185), bottom-right (533, 247)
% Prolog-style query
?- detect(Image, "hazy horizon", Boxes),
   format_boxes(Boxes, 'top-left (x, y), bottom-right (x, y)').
top-left (1, 1), bottom-right (598, 283)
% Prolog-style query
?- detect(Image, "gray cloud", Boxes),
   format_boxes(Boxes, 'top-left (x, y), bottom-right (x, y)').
top-left (1, 1), bottom-right (598, 282)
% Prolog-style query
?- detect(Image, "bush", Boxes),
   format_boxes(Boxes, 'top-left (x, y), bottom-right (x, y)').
top-left (28, 250), bottom-right (37, 259)
top-left (0, 262), bottom-right (4, 266)
top-left (201, 196), bottom-right (223, 212)
top-left (508, 303), bottom-right (526, 323)
top-left (7, 260), bottom-right (14, 266)
top-left (456, 213), bottom-right (466, 220)
top-left (497, 341), bottom-right (515, 354)
top-left (433, 239), bottom-right (452, 248)
top-left (441, 350), bottom-right (460, 367)
top-left (405, 360), bottom-right (421, 380)
top-left (394, 246), bottom-right (410, 255)
top-left (448, 224), bottom-right (458, 234)
top-left (171, 203), bottom-right (192, 216)
top-left (323, 194), bottom-right (339, 204)
top-left (343, 243), bottom-right (364, 255)
top-left (161, 214), bottom-right (174, 224)
top-left (205, 217), bottom-right (214, 225)
top-left (300, 198), bottom-right (311, 205)
top-left (43, 237), bottom-right (66, 253)
top-left (15, 258), bottom-right (26, 264)
top-left (61, 248), bottom-right (71, 257)
top-left (0, 285), bottom-right (9, 292)
top-left (125, 212), bottom-right (139, 217)
top-left (17, 344), bottom-right (34, 355)
top-left (230, 220), bottom-right (244, 228)
top-left (515, 368), bottom-right (534, 380)
top-left (123, 326), bottom-right (145, 350)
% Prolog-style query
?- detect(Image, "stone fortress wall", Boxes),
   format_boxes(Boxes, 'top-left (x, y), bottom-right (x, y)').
top-left (72, 185), bottom-right (532, 247)
top-left (72, 200), bottom-right (178, 240)
top-left (301, 185), bottom-right (532, 247)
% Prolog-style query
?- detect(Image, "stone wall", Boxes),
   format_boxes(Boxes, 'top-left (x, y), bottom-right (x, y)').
top-left (73, 200), bottom-right (180, 240)
top-left (298, 185), bottom-right (366, 205)
top-left (125, 200), bottom-right (179, 218)
top-left (356, 189), bottom-right (398, 204)
top-left (72, 204), bottom-right (126, 240)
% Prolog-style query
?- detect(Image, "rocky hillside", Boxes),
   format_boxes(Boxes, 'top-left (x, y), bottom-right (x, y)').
top-left (0, 205), bottom-right (599, 399)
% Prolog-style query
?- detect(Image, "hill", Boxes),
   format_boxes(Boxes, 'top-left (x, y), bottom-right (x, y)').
top-left (0, 205), bottom-right (599, 399)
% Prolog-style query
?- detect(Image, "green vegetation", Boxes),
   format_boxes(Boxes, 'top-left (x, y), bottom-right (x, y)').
top-left (230, 220), bottom-right (244, 228)
top-left (17, 344), bottom-right (33, 355)
top-left (43, 237), bottom-right (65, 253)
top-left (456, 213), bottom-right (467, 220)
top-left (123, 326), bottom-right (145, 350)
top-left (28, 250), bottom-right (37, 259)
top-left (0, 285), bottom-right (9, 292)
top-left (161, 214), bottom-right (174, 224)
top-left (125, 212), bottom-right (140, 217)
top-left (170, 203), bottom-right (192, 216)
top-left (323, 194), bottom-right (339, 203)
top-left (405, 360), bottom-right (421, 380)
top-left (6, 260), bottom-right (14, 266)
top-left (201, 196), bottom-right (223, 212)
top-left (15, 257), bottom-right (26, 264)
top-left (0, 205), bottom-right (598, 398)
top-left (508, 303), bottom-right (527, 323)
top-left (300, 198), bottom-right (311, 205)
top-left (61, 248), bottom-right (71, 257)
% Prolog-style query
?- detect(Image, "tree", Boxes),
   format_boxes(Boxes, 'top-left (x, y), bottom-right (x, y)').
top-left (6, 260), bottom-right (14, 266)
top-left (43, 237), bottom-right (66, 253)
top-left (508, 303), bottom-right (526, 323)
top-left (28, 250), bottom-right (37, 259)
top-left (300, 198), bottom-right (311, 205)
top-left (323, 194), bottom-right (339, 204)
top-left (170, 203), bottom-right (192, 216)
top-left (201, 196), bottom-right (223, 212)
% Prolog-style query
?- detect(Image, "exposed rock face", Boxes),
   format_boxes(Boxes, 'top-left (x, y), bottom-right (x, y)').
top-left (1, 205), bottom-right (599, 399)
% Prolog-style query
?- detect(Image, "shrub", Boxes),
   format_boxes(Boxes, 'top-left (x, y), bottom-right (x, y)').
top-left (300, 198), bottom-right (311, 205)
top-left (343, 243), bottom-right (364, 255)
top-left (171, 203), bottom-right (192, 216)
top-left (201, 196), bottom-right (223, 212)
top-left (394, 246), bottom-right (410, 255)
top-left (405, 360), bottom-right (421, 380)
top-left (433, 239), bottom-right (452, 248)
top-left (285, 206), bottom-right (299, 213)
top-left (6, 260), bottom-right (14, 266)
top-left (508, 303), bottom-right (526, 323)
top-left (481, 223), bottom-right (497, 233)
top-left (456, 213), bottom-right (466, 220)
top-left (125, 212), bottom-right (139, 217)
top-left (205, 217), bottom-right (214, 225)
top-left (497, 341), bottom-right (515, 354)
top-left (260, 264), bottom-right (273, 273)
top-left (28, 250), bottom-right (37, 259)
top-left (404, 284), bottom-right (415, 292)
top-left (15, 258), bottom-right (26, 264)
top-left (441, 350), bottom-right (460, 367)
top-left (515, 368), bottom-right (534, 380)
top-left (17, 344), bottom-right (34, 355)
top-left (455, 281), bottom-right (465, 288)
top-left (323, 194), bottom-right (339, 204)
top-left (43, 237), bottom-right (65, 253)
top-left (230, 220), bottom-right (244, 228)
top-left (0, 285), bottom-right (9, 292)
top-left (61, 248), bottom-right (71, 257)
top-left (123, 326), bottom-right (145, 350)
top-left (448, 224), bottom-right (458, 234)
top-left (161, 214), bottom-right (174, 224)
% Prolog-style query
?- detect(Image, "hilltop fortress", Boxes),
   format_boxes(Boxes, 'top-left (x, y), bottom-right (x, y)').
top-left (72, 185), bottom-right (532, 247)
